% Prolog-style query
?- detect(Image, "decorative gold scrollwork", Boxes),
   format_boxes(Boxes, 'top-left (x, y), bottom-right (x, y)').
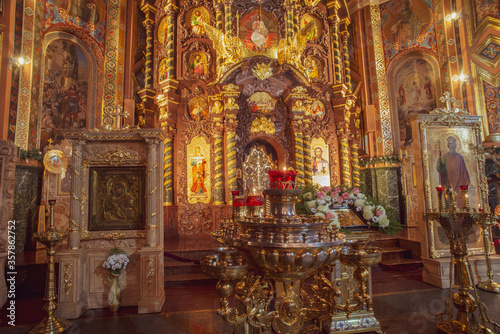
top-left (64, 263), bottom-right (73, 297)
top-left (146, 259), bottom-right (155, 291)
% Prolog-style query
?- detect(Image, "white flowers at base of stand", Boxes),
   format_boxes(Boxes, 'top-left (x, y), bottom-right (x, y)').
top-left (103, 253), bottom-right (130, 275)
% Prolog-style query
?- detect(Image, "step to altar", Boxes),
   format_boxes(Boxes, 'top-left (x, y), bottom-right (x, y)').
top-left (422, 255), bottom-right (500, 289)
top-left (164, 236), bottom-right (219, 286)
top-left (372, 238), bottom-right (423, 272)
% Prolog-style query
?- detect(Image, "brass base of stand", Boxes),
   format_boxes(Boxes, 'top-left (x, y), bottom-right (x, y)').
top-left (477, 281), bottom-right (500, 294)
top-left (437, 321), bottom-right (493, 334)
top-left (28, 315), bottom-right (72, 334)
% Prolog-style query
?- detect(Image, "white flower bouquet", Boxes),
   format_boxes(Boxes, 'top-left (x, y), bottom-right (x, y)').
top-left (103, 248), bottom-right (130, 276)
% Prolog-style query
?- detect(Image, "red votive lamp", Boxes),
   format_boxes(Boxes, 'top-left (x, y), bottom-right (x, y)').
top-left (436, 186), bottom-right (445, 192)
top-left (233, 197), bottom-right (246, 207)
top-left (459, 185), bottom-right (468, 190)
top-left (246, 195), bottom-right (263, 206)
top-left (268, 170), bottom-right (285, 189)
top-left (284, 170), bottom-right (298, 189)
top-left (231, 190), bottom-right (240, 196)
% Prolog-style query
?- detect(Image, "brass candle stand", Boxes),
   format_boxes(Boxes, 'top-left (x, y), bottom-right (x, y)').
top-left (425, 187), bottom-right (500, 334)
top-left (477, 219), bottom-right (500, 294)
top-left (29, 200), bottom-right (72, 334)
top-left (203, 188), bottom-right (382, 334)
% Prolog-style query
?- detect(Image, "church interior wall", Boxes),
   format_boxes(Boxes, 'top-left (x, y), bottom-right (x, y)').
top-left (0, 0), bottom-right (498, 247)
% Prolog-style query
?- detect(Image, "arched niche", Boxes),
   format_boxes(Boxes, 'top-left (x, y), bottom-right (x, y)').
top-left (388, 52), bottom-right (441, 148)
top-left (241, 137), bottom-right (284, 193)
top-left (38, 32), bottom-right (98, 148)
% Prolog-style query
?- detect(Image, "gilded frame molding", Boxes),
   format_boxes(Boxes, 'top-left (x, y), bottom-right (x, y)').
top-left (471, 62), bottom-right (500, 141)
top-left (419, 115), bottom-right (487, 258)
top-left (473, 35), bottom-right (500, 69)
top-left (465, 0), bottom-right (500, 46)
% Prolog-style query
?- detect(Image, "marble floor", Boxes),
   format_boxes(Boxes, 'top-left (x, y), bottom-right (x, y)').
top-left (1, 268), bottom-right (500, 334)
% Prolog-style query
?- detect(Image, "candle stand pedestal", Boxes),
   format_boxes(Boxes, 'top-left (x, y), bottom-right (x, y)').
top-left (425, 202), bottom-right (500, 334)
top-left (29, 200), bottom-right (72, 334)
top-left (203, 188), bottom-right (382, 334)
top-left (477, 219), bottom-right (500, 294)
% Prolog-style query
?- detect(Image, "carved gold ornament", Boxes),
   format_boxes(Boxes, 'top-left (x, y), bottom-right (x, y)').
top-left (430, 92), bottom-right (469, 126)
top-left (96, 148), bottom-right (139, 166)
top-left (252, 63), bottom-right (274, 80)
top-left (64, 263), bottom-right (73, 297)
top-left (292, 86), bottom-right (307, 94)
top-left (251, 117), bottom-right (276, 135)
top-left (147, 259), bottom-right (155, 291)
top-left (43, 150), bottom-right (68, 174)
top-left (223, 83), bottom-right (240, 92)
top-left (80, 230), bottom-right (145, 241)
top-left (277, 21), bottom-right (317, 72)
top-left (304, 0), bottom-right (321, 6)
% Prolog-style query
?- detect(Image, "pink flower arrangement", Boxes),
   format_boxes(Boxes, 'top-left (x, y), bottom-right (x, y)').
top-left (301, 184), bottom-right (395, 233)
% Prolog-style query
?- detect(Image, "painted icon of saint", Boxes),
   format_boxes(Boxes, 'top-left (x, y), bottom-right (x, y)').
top-left (307, 59), bottom-right (320, 79)
top-left (312, 147), bottom-right (329, 175)
top-left (190, 146), bottom-right (207, 194)
top-left (103, 179), bottom-right (136, 222)
top-left (191, 10), bottom-right (205, 35)
top-left (436, 136), bottom-right (470, 207)
top-left (242, 14), bottom-right (276, 51)
top-left (190, 102), bottom-right (208, 120)
top-left (190, 55), bottom-right (205, 75)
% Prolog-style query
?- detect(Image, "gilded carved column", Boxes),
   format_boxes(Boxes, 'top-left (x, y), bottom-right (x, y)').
top-left (330, 1), bottom-right (342, 85)
top-left (141, 2), bottom-right (156, 88)
top-left (341, 24), bottom-right (352, 93)
top-left (68, 140), bottom-right (85, 250)
top-left (351, 141), bottom-right (360, 188)
top-left (294, 123), bottom-right (305, 188)
top-left (223, 0), bottom-right (233, 33)
top-left (303, 132), bottom-right (313, 185)
top-left (338, 129), bottom-right (352, 187)
top-left (163, 133), bottom-right (174, 206)
top-left (145, 139), bottom-right (159, 247)
top-left (226, 129), bottom-right (237, 203)
top-left (215, 1), bottom-right (224, 68)
top-left (286, 1), bottom-right (294, 38)
top-left (138, 2), bottom-right (157, 127)
top-left (214, 132), bottom-right (225, 205)
top-left (293, 1), bottom-right (299, 34)
top-left (165, 1), bottom-right (177, 79)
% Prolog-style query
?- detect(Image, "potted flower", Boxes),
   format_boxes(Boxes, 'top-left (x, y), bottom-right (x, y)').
top-left (102, 248), bottom-right (130, 312)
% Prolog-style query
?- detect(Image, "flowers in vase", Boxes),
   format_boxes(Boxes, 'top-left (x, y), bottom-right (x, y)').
top-left (103, 248), bottom-right (130, 276)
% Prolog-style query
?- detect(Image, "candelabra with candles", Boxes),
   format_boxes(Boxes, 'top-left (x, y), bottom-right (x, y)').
top-left (203, 169), bottom-right (382, 334)
top-left (29, 200), bottom-right (72, 334)
top-left (425, 185), bottom-right (500, 334)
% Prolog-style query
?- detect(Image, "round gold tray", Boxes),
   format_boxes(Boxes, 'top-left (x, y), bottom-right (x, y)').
top-left (43, 150), bottom-right (68, 174)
